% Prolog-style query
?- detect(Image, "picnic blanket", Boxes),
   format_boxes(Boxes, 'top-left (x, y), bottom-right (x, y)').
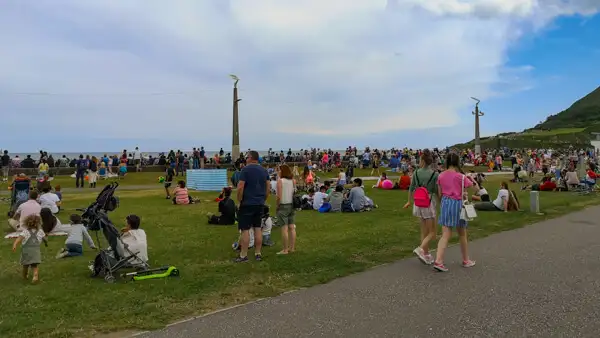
top-left (4, 231), bottom-right (68, 239)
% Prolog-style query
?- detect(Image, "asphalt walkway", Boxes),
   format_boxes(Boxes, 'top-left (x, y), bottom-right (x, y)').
top-left (138, 206), bottom-right (600, 338)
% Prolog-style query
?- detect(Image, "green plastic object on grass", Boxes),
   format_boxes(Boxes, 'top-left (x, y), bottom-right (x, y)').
top-left (122, 266), bottom-right (180, 281)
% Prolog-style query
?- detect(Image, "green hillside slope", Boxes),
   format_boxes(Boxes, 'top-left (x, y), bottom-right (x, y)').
top-left (453, 86), bottom-right (600, 149)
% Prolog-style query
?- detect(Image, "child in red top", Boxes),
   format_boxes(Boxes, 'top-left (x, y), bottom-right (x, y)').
top-left (398, 170), bottom-right (411, 190)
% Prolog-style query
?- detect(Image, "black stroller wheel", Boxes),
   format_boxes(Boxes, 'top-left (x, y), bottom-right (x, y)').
top-left (170, 269), bottom-right (180, 277)
top-left (104, 275), bottom-right (115, 283)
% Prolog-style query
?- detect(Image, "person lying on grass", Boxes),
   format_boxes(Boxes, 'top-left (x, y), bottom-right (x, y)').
top-left (208, 187), bottom-right (237, 225)
top-left (56, 214), bottom-right (97, 259)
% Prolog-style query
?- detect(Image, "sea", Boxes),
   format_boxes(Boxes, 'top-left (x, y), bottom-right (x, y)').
top-left (7, 150), bottom-right (348, 160)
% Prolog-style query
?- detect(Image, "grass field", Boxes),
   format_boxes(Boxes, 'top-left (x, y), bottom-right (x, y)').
top-left (1, 172), bottom-right (597, 337)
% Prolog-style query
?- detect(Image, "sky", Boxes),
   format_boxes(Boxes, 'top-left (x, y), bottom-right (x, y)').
top-left (1, 0), bottom-right (599, 153)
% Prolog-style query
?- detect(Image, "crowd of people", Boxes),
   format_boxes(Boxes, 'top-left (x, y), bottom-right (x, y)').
top-left (4, 143), bottom-right (600, 282)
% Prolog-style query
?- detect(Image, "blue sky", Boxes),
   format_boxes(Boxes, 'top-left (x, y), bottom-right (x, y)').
top-left (1, 0), bottom-right (599, 153)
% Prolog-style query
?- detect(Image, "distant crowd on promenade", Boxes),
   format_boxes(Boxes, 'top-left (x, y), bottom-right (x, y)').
top-left (1, 144), bottom-right (597, 181)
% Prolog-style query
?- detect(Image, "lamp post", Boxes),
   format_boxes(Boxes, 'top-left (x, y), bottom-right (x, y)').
top-left (471, 97), bottom-right (484, 156)
top-left (230, 74), bottom-right (241, 160)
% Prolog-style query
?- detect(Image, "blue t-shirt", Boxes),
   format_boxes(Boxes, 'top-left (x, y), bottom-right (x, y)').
top-left (239, 164), bottom-right (269, 206)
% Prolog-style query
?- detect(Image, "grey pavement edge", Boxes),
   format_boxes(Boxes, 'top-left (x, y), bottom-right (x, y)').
top-left (138, 205), bottom-right (600, 338)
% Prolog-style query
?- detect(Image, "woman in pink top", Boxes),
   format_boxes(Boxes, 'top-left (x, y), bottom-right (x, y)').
top-left (433, 153), bottom-right (476, 272)
top-left (172, 180), bottom-right (190, 205)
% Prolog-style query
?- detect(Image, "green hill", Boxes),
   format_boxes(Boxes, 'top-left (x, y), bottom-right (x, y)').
top-left (453, 86), bottom-right (600, 149)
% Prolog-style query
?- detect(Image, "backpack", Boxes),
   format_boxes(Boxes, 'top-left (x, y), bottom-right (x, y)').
top-left (413, 170), bottom-right (436, 208)
top-left (292, 195), bottom-right (302, 209)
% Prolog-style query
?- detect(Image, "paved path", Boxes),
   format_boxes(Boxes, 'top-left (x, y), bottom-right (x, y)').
top-left (139, 206), bottom-right (600, 338)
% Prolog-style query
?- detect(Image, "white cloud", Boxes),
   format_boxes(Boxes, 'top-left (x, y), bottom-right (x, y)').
top-left (0, 0), bottom-right (598, 150)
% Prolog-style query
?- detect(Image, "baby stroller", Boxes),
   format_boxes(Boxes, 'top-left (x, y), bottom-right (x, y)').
top-left (7, 177), bottom-right (31, 217)
top-left (81, 183), bottom-right (178, 283)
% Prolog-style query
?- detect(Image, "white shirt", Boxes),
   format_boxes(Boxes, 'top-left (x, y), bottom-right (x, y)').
top-left (312, 192), bottom-right (328, 210)
top-left (278, 178), bottom-right (294, 204)
top-left (39, 192), bottom-right (60, 214)
top-left (478, 188), bottom-right (488, 196)
top-left (133, 150), bottom-right (141, 160)
top-left (492, 189), bottom-right (509, 210)
top-left (338, 172), bottom-right (346, 181)
top-left (16, 200), bottom-right (42, 229)
top-left (120, 229), bottom-right (148, 265)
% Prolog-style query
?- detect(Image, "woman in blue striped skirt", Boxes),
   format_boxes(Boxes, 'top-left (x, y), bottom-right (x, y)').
top-left (433, 153), bottom-right (476, 272)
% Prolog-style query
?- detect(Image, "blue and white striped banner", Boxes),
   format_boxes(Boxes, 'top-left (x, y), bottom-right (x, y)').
top-left (186, 169), bottom-right (228, 191)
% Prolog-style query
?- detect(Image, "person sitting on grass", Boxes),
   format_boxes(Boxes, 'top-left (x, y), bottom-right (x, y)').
top-left (395, 170), bottom-right (411, 190)
top-left (564, 167), bottom-right (580, 188)
top-left (118, 162), bottom-right (128, 177)
top-left (471, 180), bottom-right (490, 202)
top-left (521, 175), bottom-right (557, 191)
top-left (312, 185), bottom-right (328, 210)
top-left (328, 185), bottom-right (344, 212)
top-left (54, 185), bottom-right (62, 201)
top-left (474, 181), bottom-right (520, 211)
top-left (164, 165), bottom-right (175, 199)
top-left (9, 191), bottom-right (41, 231)
top-left (56, 214), bottom-right (97, 258)
top-left (337, 169), bottom-right (347, 186)
top-left (373, 173), bottom-right (387, 188)
top-left (98, 162), bottom-right (107, 178)
top-left (39, 186), bottom-right (61, 214)
top-left (581, 162), bottom-right (599, 188)
top-left (208, 187), bottom-right (237, 225)
top-left (300, 188), bottom-right (315, 210)
top-left (232, 205), bottom-right (274, 250)
top-left (344, 178), bottom-right (365, 212)
top-left (119, 214), bottom-right (148, 266)
top-left (171, 180), bottom-right (192, 205)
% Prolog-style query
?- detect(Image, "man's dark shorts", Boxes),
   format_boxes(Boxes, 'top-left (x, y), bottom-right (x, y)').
top-left (238, 205), bottom-right (263, 231)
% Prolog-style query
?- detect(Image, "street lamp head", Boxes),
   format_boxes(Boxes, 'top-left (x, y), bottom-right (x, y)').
top-left (229, 74), bottom-right (239, 81)
top-left (470, 97), bottom-right (480, 104)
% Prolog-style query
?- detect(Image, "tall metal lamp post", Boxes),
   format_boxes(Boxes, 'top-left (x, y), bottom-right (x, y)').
top-left (230, 74), bottom-right (241, 160)
top-left (471, 97), bottom-right (484, 156)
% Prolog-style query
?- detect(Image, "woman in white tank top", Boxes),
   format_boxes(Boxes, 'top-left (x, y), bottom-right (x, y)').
top-left (276, 164), bottom-right (297, 255)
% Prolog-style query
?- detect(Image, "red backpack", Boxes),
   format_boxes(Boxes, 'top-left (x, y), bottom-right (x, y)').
top-left (413, 170), bottom-right (436, 208)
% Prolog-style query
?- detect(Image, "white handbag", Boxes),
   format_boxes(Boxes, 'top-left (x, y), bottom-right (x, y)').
top-left (460, 175), bottom-right (477, 221)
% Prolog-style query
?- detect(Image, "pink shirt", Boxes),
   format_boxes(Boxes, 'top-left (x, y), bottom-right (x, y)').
top-left (17, 200), bottom-right (42, 227)
top-left (173, 187), bottom-right (189, 205)
top-left (438, 171), bottom-right (472, 200)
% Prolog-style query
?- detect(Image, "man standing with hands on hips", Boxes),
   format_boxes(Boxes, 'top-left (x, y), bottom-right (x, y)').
top-left (235, 150), bottom-right (269, 262)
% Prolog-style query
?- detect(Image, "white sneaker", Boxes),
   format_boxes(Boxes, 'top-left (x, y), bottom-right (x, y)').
top-left (413, 247), bottom-right (429, 265)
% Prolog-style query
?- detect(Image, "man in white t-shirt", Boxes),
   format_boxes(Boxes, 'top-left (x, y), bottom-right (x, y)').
top-left (9, 191), bottom-right (42, 230)
top-left (39, 188), bottom-right (61, 214)
top-left (312, 186), bottom-right (328, 210)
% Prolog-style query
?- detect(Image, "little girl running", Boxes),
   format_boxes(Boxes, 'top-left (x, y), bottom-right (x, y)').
top-left (12, 214), bottom-right (47, 283)
top-left (433, 153), bottom-right (476, 272)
